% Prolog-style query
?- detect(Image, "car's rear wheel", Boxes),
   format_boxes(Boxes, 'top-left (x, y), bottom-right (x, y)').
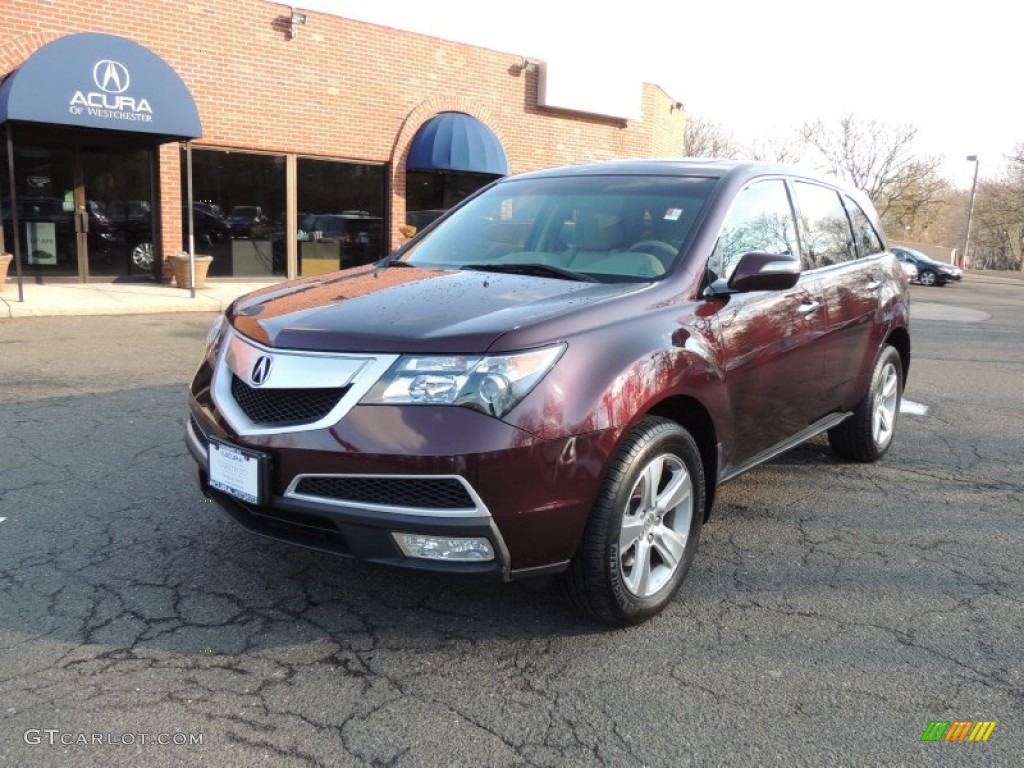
top-left (918, 269), bottom-right (937, 286)
top-left (132, 241), bottom-right (154, 271)
top-left (828, 345), bottom-right (903, 462)
top-left (560, 417), bottom-right (704, 626)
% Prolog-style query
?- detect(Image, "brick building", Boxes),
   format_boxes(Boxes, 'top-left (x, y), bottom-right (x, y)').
top-left (0, 0), bottom-right (684, 286)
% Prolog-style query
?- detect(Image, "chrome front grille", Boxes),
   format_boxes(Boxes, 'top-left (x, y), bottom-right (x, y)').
top-left (230, 375), bottom-right (349, 427)
top-left (212, 329), bottom-right (398, 437)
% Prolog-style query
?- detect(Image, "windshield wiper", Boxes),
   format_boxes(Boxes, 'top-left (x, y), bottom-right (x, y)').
top-left (460, 263), bottom-right (595, 282)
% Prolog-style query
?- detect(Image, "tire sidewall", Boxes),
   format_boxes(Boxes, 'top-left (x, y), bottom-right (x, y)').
top-left (601, 423), bottom-right (704, 623)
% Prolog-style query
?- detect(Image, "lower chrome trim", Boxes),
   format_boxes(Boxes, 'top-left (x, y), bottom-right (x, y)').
top-left (719, 411), bottom-right (851, 483)
top-left (284, 473), bottom-right (492, 519)
top-left (186, 417), bottom-right (209, 466)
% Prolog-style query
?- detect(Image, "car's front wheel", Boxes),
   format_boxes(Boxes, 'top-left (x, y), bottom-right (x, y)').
top-left (828, 344), bottom-right (903, 462)
top-left (918, 269), bottom-right (938, 286)
top-left (560, 417), bottom-right (704, 626)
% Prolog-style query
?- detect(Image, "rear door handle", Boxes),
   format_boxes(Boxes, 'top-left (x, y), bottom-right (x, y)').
top-left (866, 276), bottom-right (882, 290)
top-left (797, 300), bottom-right (820, 315)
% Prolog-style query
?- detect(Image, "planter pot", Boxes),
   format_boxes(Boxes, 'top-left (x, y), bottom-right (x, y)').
top-left (170, 253), bottom-right (213, 289)
top-left (0, 252), bottom-right (12, 292)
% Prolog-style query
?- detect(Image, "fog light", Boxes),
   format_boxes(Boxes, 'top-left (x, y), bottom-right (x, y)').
top-left (392, 532), bottom-right (495, 562)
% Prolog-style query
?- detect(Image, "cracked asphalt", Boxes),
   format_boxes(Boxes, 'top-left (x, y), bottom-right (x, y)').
top-left (1, 275), bottom-right (1021, 766)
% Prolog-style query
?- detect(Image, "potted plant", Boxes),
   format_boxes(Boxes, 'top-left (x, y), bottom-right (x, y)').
top-left (169, 251), bottom-right (214, 289)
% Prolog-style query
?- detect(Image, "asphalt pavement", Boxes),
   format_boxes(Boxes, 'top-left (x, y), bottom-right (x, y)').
top-left (0, 273), bottom-right (1021, 766)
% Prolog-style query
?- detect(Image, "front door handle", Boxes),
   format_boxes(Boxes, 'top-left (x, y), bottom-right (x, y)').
top-left (797, 300), bottom-right (820, 315)
top-left (866, 275), bottom-right (882, 290)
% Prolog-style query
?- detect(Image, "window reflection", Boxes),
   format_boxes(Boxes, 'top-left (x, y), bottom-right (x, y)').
top-left (793, 182), bottom-right (857, 269)
top-left (181, 149), bottom-right (286, 277)
top-left (843, 195), bottom-right (884, 258)
top-left (297, 158), bottom-right (386, 277)
top-left (710, 180), bottom-right (798, 281)
top-left (405, 170), bottom-right (499, 231)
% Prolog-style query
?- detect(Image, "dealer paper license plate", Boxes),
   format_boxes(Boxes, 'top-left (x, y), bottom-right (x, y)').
top-left (208, 439), bottom-right (266, 504)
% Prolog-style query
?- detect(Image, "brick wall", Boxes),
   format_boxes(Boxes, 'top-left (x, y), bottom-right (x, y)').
top-left (2, 0), bottom-right (685, 273)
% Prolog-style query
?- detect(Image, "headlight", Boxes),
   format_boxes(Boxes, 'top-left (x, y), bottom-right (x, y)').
top-left (204, 314), bottom-right (227, 358)
top-left (361, 344), bottom-right (565, 418)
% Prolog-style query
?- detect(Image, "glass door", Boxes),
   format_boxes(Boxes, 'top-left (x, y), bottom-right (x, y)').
top-left (1, 144), bottom-right (80, 278)
top-left (82, 147), bottom-right (156, 278)
top-left (2, 136), bottom-right (157, 281)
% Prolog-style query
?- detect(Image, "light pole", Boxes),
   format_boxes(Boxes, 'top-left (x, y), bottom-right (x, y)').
top-left (963, 155), bottom-right (980, 268)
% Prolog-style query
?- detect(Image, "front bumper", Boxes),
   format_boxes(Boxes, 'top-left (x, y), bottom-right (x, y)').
top-left (187, 396), bottom-right (619, 580)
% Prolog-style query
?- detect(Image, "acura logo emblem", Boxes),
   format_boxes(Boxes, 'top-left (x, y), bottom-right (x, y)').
top-left (250, 356), bottom-right (273, 386)
top-left (93, 60), bottom-right (130, 94)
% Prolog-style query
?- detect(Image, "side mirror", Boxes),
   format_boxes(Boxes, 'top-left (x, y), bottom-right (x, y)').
top-left (726, 251), bottom-right (801, 292)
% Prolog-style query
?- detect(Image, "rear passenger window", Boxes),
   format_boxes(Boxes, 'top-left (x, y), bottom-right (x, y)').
top-left (843, 195), bottom-right (884, 258)
top-left (792, 182), bottom-right (856, 269)
top-left (709, 179), bottom-right (798, 281)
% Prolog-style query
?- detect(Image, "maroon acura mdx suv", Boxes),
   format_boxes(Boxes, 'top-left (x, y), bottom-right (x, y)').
top-left (187, 160), bottom-right (910, 626)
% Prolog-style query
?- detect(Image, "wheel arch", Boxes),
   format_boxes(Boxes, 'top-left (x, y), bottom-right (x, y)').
top-left (647, 395), bottom-right (718, 521)
top-left (885, 326), bottom-right (911, 386)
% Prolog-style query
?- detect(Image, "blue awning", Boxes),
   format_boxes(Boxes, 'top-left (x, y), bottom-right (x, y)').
top-left (407, 112), bottom-right (507, 176)
top-left (0, 33), bottom-right (201, 139)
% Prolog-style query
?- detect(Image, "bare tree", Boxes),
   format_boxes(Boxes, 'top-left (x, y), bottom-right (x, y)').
top-left (743, 132), bottom-right (805, 165)
top-left (800, 114), bottom-right (945, 231)
top-left (684, 115), bottom-right (739, 158)
top-left (952, 142), bottom-right (1024, 271)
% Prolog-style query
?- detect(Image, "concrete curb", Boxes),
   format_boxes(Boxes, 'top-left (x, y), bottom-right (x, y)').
top-left (0, 281), bottom-right (274, 319)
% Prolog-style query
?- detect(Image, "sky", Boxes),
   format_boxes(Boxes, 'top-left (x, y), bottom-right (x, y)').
top-left (296, 0), bottom-right (1022, 189)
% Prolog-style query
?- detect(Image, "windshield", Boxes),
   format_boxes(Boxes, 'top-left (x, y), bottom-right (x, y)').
top-left (398, 175), bottom-right (717, 282)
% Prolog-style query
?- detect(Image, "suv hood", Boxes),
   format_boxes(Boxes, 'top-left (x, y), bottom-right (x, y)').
top-left (228, 265), bottom-right (644, 353)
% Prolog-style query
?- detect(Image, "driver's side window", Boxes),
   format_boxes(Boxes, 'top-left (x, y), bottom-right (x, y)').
top-left (709, 180), bottom-right (798, 281)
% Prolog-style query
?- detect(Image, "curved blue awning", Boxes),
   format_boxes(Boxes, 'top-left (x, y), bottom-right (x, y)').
top-left (407, 112), bottom-right (507, 176)
top-left (0, 33), bottom-right (201, 139)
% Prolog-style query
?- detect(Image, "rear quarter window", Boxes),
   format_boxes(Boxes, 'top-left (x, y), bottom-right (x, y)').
top-left (792, 181), bottom-right (857, 269)
top-left (843, 195), bottom-right (884, 258)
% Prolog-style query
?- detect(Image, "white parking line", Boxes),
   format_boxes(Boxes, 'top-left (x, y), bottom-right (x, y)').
top-left (900, 399), bottom-right (929, 416)
top-left (0, 517), bottom-right (6, 523)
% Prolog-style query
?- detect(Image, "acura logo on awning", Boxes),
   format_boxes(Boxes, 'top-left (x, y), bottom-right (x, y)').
top-left (93, 60), bottom-right (130, 94)
top-left (250, 356), bottom-right (273, 386)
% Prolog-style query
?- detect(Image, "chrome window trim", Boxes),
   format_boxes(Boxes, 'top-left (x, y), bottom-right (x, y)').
top-left (211, 328), bottom-right (399, 436)
top-left (284, 473), bottom-right (492, 519)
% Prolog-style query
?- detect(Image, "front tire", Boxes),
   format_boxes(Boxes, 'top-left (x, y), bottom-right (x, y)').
top-left (918, 269), bottom-right (937, 286)
top-left (560, 417), bottom-right (705, 626)
top-left (828, 345), bottom-right (903, 462)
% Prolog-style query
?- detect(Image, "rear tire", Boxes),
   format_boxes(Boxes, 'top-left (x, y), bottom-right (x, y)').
top-left (559, 417), bottom-right (704, 626)
top-left (828, 345), bottom-right (903, 462)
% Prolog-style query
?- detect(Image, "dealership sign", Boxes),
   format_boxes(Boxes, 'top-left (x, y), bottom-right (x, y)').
top-left (68, 59), bottom-right (154, 124)
top-left (0, 33), bottom-right (200, 138)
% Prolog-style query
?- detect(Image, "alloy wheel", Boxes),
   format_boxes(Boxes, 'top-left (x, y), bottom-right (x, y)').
top-left (132, 242), bottom-right (154, 271)
top-left (618, 453), bottom-right (693, 598)
top-left (873, 361), bottom-right (899, 447)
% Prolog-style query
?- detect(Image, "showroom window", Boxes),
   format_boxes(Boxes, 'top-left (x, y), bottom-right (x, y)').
top-left (181, 149), bottom-right (287, 277)
top-left (297, 158), bottom-right (387, 277)
top-left (406, 170), bottom-right (499, 232)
